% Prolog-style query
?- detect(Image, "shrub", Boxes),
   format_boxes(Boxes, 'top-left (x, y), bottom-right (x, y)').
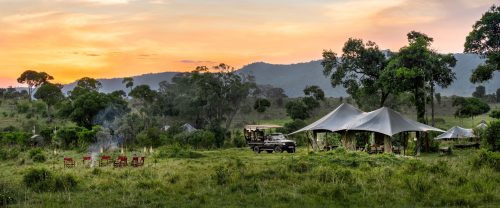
top-left (0, 182), bottom-right (19, 206)
top-left (472, 149), bottom-right (500, 171)
top-left (0, 148), bottom-right (20, 161)
top-left (16, 102), bottom-right (30, 114)
top-left (29, 148), bottom-right (46, 163)
top-left (53, 174), bottom-right (78, 192)
top-left (213, 165), bottom-right (231, 185)
top-left (23, 168), bottom-right (54, 192)
top-left (484, 121), bottom-right (500, 151)
top-left (23, 169), bottom-right (78, 192)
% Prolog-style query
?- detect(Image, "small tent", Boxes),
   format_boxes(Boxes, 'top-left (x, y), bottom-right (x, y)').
top-left (182, 123), bottom-right (197, 133)
top-left (435, 126), bottom-right (475, 139)
top-left (476, 121), bottom-right (488, 130)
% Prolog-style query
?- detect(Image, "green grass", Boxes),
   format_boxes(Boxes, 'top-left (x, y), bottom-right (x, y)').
top-left (1, 147), bottom-right (499, 207)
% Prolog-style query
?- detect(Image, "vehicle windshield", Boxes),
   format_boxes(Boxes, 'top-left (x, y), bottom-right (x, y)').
top-left (270, 133), bottom-right (286, 141)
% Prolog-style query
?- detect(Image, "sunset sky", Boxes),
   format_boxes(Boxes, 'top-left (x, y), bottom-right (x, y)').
top-left (0, 0), bottom-right (496, 87)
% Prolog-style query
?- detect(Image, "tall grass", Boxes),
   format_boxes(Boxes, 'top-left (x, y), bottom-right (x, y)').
top-left (0, 147), bottom-right (498, 207)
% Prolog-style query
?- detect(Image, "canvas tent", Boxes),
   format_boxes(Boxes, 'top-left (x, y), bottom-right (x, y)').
top-left (476, 121), bottom-right (488, 129)
top-left (290, 103), bottom-right (364, 135)
top-left (182, 123), bottom-right (197, 133)
top-left (289, 103), bottom-right (445, 152)
top-left (435, 126), bottom-right (475, 139)
top-left (345, 107), bottom-right (445, 137)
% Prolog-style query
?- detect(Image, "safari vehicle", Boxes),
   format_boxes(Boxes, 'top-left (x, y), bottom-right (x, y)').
top-left (244, 125), bottom-right (296, 153)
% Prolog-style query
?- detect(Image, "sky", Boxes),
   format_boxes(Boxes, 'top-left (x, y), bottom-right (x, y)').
top-left (0, 0), bottom-right (496, 87)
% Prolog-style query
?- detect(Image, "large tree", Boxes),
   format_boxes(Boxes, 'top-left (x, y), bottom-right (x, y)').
top-left (464, 5), bottom-right (500, 83)
top-left (122, 77), bottom-right (134, 95)
top-left (34, 83), bottom-right (64, 122)
top-left (322, 38), bottom-right (392, 110)
top-left (382, 31), bottom-right (456, 154)
top-left (17, 70), bottom-right (53, 102)
top-left (69, 77), bottom-right (102, 98)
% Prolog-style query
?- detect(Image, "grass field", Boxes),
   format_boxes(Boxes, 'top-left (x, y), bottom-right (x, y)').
top-left (1, 147), bottom-right (499, 207)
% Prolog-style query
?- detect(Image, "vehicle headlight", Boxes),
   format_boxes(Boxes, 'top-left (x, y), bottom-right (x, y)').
top-left (282, 143), bottom-right (286, 146)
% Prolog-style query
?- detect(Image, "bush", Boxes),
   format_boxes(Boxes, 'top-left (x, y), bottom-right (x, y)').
top-left (472, 149), bottom-right (500, 171)
top-left (0, 148), bottom-right (20, 161)
top-left (29, 148), bottom-right (46, 163)
top-left (0, 182), bottom-right (19, 206)
top-left (23, 169), bottom-right (78, 192)
top-left (16, 102), bottom-right (30, 114)
top-left (484, 121), bottom-right (500, 151)
top-left (53, 174), bottom-right (78, 192)
top-left (231, 131), bottom-right (246, 148)
top-left (23, 168), bottom-right (54, 192)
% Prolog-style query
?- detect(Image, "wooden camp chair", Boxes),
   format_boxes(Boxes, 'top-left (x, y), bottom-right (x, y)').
top-left (131, 156), bottom-right (139, 167)
top-left (114, 156), bottom-right (128, 167)
top-left (138, 157), bottom-right (145, 167)
top-left (82, 156), bottom-right (91, 166)
top-left (100, 155), bottom-right (111, 167)
top-left (64, 157), bottom-right (75, 168)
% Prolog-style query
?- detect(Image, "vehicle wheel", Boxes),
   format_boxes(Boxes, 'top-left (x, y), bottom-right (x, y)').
top-left (274, 146), bottom-right (283, 153)
top-left (266, 150), bottom-right (273, 153)
top-left (253, 146), bottom-right (261, 153)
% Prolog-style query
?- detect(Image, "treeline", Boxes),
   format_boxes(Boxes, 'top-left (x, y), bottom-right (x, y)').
top-left (0, 64), bottom-right (291, 150)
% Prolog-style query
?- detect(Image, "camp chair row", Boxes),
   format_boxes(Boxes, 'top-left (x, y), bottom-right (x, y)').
top-left (64, 156), bottom-right (145, 168)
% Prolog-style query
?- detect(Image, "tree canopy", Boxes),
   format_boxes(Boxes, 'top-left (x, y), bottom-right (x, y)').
top-left (452, 97), bottom-right (490, 119)
top-left (322, 38), bottom-right (391, 109)
top-left (464, 5), bottom-right (500, 83)
top-left (17, 70), bottom-right (53, 101)
top-left (34, 83), bottom-right (64, 122)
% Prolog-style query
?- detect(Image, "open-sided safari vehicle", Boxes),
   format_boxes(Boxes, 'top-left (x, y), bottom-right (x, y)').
top-left (244, 125), bottom-right (296, 153)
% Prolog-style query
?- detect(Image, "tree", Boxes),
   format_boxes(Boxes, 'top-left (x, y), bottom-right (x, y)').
top-left (70, 77), bottom-right (102, 98)
top-left (497, 88), bottom-right (500, 102)
top-left (122, 77), bottom-right (134, 95)
top-left (322, 38), bottom-right (392, 109)
top-left (303, 85), bottom-right (325, 101)
top-left (253, 98), bottom-right (271, 113)
top-left (472, 85), bottom-right (486, 98)
top-left (452, 97), bottom-right (490, 119)
top-left (34, 83), bottom-right (64, 122)
top-left (490, 110), bottom-right (500, 119)
top-left (17, 70), bottom-right (53, 102)
top-left (285, 100), bottom-right (309, 120)
top-left (129, 85), bottom-right (157, 104)
top-left (382, 31), bottom-right (456, 154)
top-left (464, 5), bottom-right (500, 83)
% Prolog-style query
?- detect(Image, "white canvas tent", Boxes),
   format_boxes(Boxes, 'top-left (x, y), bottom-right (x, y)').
top-left (182, 123), bottom-right (197, 133)
top-left (476, 121), bottom-right (488, 129)
top-left (290, 103), bottom-right (364, 135)
top-left (435, 126), bottom-right (475, 139)
top-left (345, 107), bottom-right (445, 137)
top-left (289, 104), bottom-right (445, 152)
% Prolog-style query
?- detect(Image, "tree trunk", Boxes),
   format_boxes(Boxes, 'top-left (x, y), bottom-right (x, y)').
top-left (47, 105), bottom-right (52, 123)
top-left (431, 83), bottom-right (435, 126)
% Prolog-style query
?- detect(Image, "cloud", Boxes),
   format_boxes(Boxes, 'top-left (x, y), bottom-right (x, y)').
top-left (179, 60), bottom-right (217, 64)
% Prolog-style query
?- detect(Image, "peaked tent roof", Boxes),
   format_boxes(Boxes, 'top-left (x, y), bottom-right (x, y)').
top-left (435, 126), bottom-right (476, 139)
top-left (476, 122), bottom-right (488, 129)
top-left (290, 103), bottom-right (364, 135)
top-left (345, 107), bottom-right (445, 136)
top-left (182, 123), bottom-right (197, 133)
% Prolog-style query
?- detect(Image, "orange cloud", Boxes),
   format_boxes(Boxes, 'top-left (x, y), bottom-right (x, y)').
top-left (0, 0), bottom-right (496, 87)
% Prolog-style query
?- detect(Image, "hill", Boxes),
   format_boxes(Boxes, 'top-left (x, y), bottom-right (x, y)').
top-left (62, 53), bottom-right (500, 97)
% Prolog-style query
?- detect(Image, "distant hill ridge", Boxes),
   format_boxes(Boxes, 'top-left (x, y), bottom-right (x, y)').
top-left (62, 53), bottom-right (500, 97)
